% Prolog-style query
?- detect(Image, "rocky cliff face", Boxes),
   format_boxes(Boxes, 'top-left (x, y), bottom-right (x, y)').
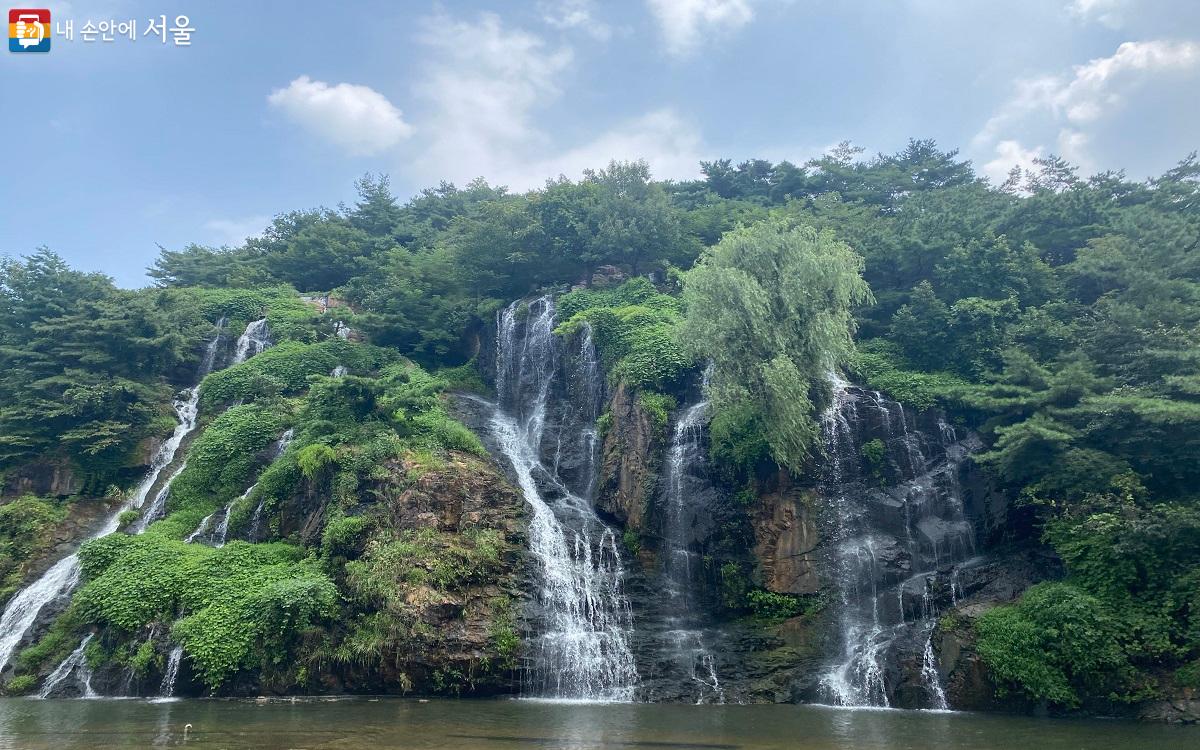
top-left (2, 460), bottom-right (82, 499)
top-left (596, 383), bottom-right (659, 536)
top-left (750, 471), bottom-right (821, 596)
top-left (263, 450), bottom-right (527, 697)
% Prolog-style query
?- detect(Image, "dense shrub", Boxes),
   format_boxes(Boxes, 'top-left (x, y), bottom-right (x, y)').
top-left (848, 339), bottom-right (967, 411)
top-left (0, 495), bottom-right (67, 601)
top-left (75, 534), bottom-right (336, 689)
top-left (556, 280), bottom-right (694, 390)
top-left (199, 340), bottom-right (394, 410)
top-left (976, 582), bottom-right (1134, 707)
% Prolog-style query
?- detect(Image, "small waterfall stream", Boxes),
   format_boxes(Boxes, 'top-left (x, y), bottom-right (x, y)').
top-left (816, 374), bottom-right (976, 709)
top-left (184, 326), bottom-right (283, 548)
top-left (36, 634), bottom-right (97, 699)
top-left (232, 318), bottom-right (271, 364)
top-left (660, 398), bottom-right (724, 704)
top-left (0, 319), bottom-right (230, 674)
top-left (156, 645), bottom-right (184, 700)
top-left (478, 297), bottom-right (639, 701)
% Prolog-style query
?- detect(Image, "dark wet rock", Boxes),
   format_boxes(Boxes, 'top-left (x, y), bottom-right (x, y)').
top-left (1138, 697), bottom-right (1200, 724)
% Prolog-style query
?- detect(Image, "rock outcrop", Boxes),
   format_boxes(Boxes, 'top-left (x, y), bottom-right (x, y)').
top-left (750, 471), bottom-right (821, 595)
top-left (596, 382), bottom-right (660, 536)
top-left (2, 460), bottom-right (81, 499)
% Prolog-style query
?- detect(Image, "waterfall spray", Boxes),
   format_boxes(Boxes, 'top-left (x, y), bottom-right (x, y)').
top-left (815, 374), bottom-right (974, 709)
top-left (479, 297), bottom-right (639, 701)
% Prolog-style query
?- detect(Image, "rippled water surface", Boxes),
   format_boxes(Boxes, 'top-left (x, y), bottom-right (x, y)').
top-left (0, 697), bottom-right (1195, 749)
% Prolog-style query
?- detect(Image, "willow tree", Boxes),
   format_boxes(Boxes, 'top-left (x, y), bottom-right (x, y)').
top-left (679, 219), bottom-right (873, 471)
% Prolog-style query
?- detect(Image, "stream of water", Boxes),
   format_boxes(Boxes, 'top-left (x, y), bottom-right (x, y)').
top-left (481, 297), bottom-right (638, 701)
top-left (0, 319), bottom-right (230, 675)
top-left (816, 374), bottom-right (976, 708)
top-left (660, 399), bottom-right (724, 704)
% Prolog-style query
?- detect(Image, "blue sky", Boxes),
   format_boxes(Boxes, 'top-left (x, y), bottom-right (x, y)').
top-left (2, 0), bottom-right (1198, 287)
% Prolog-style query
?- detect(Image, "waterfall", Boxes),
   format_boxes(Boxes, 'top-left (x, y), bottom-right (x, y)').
top-left (660, 397), bottom-right (724, 704)
top-left (0, 320), bottom-right (228, 673)
top-left (331, 365), bottom-right (348, 378)
top-left (922, 627), bottom-right (949, 710)
top-left (156, 645), bottom-right (184, 699)
top-left (37, 634), bottom-right (97, 699)
top-left (480, 297), bottom-right (638, 701)
top-left (575, 324), bottom-right (602, 502)
top-left (130, 461), bottom-right (188, 534)
top-left (185, 513), bottom-right (213, 543)
top-left (232, 318), bottom-right (271, 364)
top-left (816, 374), bottom-right (974, 709)
top-left (191, 428), bottom-right (294, 547)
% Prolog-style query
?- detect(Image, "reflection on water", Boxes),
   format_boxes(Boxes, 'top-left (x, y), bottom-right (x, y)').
top-left (0, 697), bottom-right (1194, 750)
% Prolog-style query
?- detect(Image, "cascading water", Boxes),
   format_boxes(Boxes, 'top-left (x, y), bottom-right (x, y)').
top-left (0, 319), bottom-right (229, 674)
top-left (478, 297), bottom-right (638, 701)
top-left (815, 374), bottom-right (977, 709)
top-left (659, 397), bottom-right (724, 704)
top-left (232, 318), bottom-right (271, 364)
top-left (189, 428), bottom-right (294, 547)
top-left (242, 427), bottom-right (291, 544)
top-left (156, 645), bottom-right (184, 700)
top-left (37, 634), bottom-right (97, 699)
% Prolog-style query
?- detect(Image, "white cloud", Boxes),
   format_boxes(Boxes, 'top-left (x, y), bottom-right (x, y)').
top-left (267, 76), bottom-right (414, 156)
top-left (973, 40), bottom-right (1200, 181)
top-left (528, 109), bottom-right (705, 185)
top-left (1067, 0), bottom-right (1128, 29)
top-left (414, 13), bottom-right (572, 182)
top-left (540, 0), bottom-right (611, 40)
top-left (410, 12), bottom-right (706, 190)
top-left (646, 0), bottom-right (755, 58)
top-left (1055, 128), bottom-right (1092, 172)
top-left (205, 215), bottom-right (269, 247)
top-left (981, 140), bottom-right (1044, 184)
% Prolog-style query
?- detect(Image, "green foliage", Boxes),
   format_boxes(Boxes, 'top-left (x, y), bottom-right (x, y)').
top-left (199, 340), bottom-right (394, 410)
top-left (746, 589), bottom-right (805, 620)
top-left (719, 562), bottom-right (750, 611)
top-left (622, 529), bottom-right (641, 556)
top-left (637, 391), bottom-right (677, 432)
top-left (596, 411), bottom-right (613, 437)
top-left (74, 534), bottom-right (336, 689)
top-left (296, 444), bottom-right (337, 481)
top-left (976, 582), bottom-right (1134, 707)
top-left (708, 402), bottom-right (772, 484)
top-left (487, 598), bottom-right (520, 671)
top-left (13, 606), bottom-right (84, 675)
top-left (680, 219), bottom-right (872, 471)
top-left (4, 674), bottom-right (37, 695)
top-left (860, 438), bottom-right (886, 483)
top-left (556, 279), bottom-right (694, 390)
top-left (0, 495), bottom-right (67, 601)
top-left (436, 359), bottom-right (489, 395)
top-left (346, 527), bottom-right (504, 597)
top-left (130, 639), bottom-right (156, 676)
top-left (321, 514), bottom-right (370, 559)
top-left (848, 339), bottom-right (967, 410)
top-left (556, 277), bottom-right (678, 319)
